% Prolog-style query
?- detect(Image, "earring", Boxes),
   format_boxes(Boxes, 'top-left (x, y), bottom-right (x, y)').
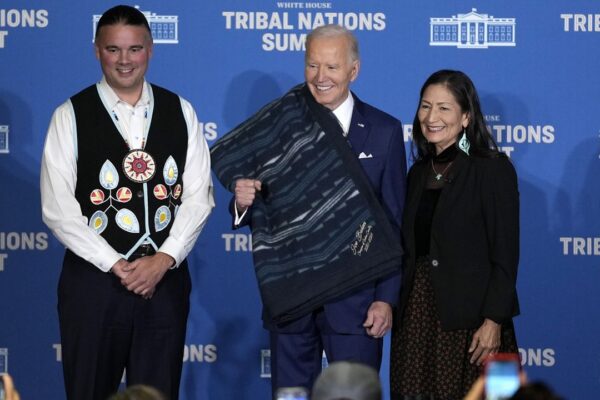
top-left (458, 129), bottom-right (470, 155)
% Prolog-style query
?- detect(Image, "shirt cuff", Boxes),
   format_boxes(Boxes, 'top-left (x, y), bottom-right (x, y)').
top-left (158, 236), bottom-right (186, 268)
top-left (234, 203), bottom-right (249, 226)
top-left (97, 252), bottom-right (123, 273)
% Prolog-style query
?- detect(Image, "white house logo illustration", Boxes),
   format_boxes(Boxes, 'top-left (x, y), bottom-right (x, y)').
top-left (0, 348), bottom-right (7, 373)
top-left (0, 125), bottom-right (9, 154)
top-left (93, 6), bottom-right (178, 44)
top-left (260, 349), bottom-right (328, 378)
top-left (260, 349), bottom-right (271, 378)
top-left (430, 8), bottom-right (515, 49)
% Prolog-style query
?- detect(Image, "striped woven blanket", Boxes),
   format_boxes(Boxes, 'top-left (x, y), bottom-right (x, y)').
top-left (211, 84), bottom-right (402, 323)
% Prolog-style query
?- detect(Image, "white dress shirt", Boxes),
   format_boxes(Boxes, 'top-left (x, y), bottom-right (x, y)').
top-left (41, 78), bottom-right (215, 272)
top-left (332, 92), bottom-right (354, 137)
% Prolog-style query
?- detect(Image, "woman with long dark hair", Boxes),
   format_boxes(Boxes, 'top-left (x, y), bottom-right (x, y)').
top-left (390, 70), bottom-right (520, 399)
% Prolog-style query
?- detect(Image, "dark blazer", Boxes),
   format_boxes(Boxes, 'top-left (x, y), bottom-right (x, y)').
top-left (233, 94), bottom-right (407, 334)
top-left (399, 150), bottom-right (520, 331)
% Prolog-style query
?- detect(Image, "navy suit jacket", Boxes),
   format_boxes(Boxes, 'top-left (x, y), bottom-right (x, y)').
top-left (233, 94), bottom-right (407, 334)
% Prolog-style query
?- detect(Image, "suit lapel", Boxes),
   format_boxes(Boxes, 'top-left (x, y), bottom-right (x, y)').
top-left (347, 95), bottom-right (371, 153)
top-left (432, 150), bottom-right (469, 222)
top-left (405, 163), bottom-right (427, 226)
top-left (405, 151), bottom-right (469, 239)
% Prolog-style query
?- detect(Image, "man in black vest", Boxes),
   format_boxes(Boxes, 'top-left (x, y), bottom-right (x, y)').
top-left (40, 6), bottom-right (214, 400)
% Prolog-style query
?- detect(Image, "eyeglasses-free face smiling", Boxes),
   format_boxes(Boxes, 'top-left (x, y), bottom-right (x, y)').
top-left (95, 23), bottom-right (153, 105)
top-left (304, 35), bottom-right (359, 111)
top-left (418, 83), bottom-right (470, 155)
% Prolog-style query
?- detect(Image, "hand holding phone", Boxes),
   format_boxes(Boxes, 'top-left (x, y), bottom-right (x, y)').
top-left (0, 374), bottom-right (6, 400)
top-left (0, 374), bottom-right (21, 400)
top-left (484, 353), bottom-right (521, 400)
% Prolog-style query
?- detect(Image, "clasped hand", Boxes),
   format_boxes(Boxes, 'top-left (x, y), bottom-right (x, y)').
top-left (110, 252), bottom-right (175, 299)
top-left (234, 178), bottom-right (262, 212)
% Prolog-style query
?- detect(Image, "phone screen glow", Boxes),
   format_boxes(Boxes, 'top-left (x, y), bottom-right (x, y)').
top-left (485, 360), bottom-right (520, 400)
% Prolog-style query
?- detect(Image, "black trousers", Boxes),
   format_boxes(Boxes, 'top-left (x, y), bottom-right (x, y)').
top-left (58, 250), bottom-right (191, 400)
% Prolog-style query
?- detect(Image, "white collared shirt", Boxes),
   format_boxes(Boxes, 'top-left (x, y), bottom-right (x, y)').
top-left (332, 92), bottom-right (354, 136)
top-left (97, 77), bottom-right (151, 150)
top-left (41, 77), bottom-right (215, 272)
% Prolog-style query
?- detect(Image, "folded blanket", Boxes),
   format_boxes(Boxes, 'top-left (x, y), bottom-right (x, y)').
top-left (211, 84), bottom-right (402, 323)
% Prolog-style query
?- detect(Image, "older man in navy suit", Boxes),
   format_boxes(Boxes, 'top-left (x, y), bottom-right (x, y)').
top-left (231, 24), bottom-right (407, 395)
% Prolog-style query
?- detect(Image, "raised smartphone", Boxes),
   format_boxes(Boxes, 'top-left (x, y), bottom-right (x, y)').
top-left (485, 353), bottom-right (521, 400)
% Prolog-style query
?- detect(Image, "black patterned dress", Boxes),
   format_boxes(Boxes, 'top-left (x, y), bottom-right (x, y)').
top-left (390, 146), bottom-right (517, 400)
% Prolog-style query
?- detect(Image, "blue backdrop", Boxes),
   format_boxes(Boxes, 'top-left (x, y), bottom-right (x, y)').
top-left (0, 1), bottom-right (598, 399)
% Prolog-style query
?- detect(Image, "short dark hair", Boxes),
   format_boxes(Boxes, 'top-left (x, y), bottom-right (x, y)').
top-left (95, 5), bottom-right (151, 41)
top-left (510, 381), bottom-right (564, 400)
top-left (411, 69), bottom-right (500, 160)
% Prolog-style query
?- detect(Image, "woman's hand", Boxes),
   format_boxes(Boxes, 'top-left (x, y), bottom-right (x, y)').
top-left (469, 318), bottom-right (501, 365)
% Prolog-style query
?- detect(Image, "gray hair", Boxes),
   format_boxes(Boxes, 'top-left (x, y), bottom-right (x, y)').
top-left (311, 362), bottom-right (382, 400)
top-left (108, 385), bottom-right (167, 400)
top-left (305, 24), bottom-right (360, 62)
